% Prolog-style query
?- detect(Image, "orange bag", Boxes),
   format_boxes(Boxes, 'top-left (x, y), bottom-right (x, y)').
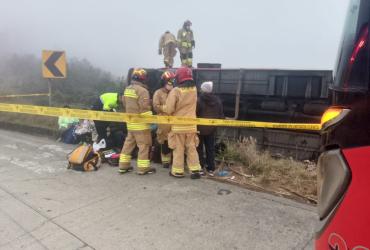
top-left (67, 145), bottom-right (101, 171)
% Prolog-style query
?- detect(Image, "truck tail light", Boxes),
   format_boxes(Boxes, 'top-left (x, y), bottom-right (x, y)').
top-left (321, 107), bottom-right (351, 131)
top-left (317, 149), bottom-right (351, 220)
top-left (344, 25), bottom-right (369, 89)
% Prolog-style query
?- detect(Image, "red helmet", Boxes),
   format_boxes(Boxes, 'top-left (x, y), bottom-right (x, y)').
top-left (132, 68), bottom-right (147, 82)
top-left (176, 67), bottom-right (193, 84)
top-left (161, 71), bottom-right (176, 85)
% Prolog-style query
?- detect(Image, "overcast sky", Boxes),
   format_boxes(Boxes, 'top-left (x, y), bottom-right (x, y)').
top-left (0, 0), bottom-right (349, 77)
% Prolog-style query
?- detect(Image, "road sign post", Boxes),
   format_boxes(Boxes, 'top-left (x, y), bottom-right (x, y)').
top-left (42, 50), bottom-right (67, 106)
top-left (48, 79), bottom-right (52, 106)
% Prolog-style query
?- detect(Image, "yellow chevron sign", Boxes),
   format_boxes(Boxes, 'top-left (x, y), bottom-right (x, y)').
top-left (42, 50), bottom-right (67, 78)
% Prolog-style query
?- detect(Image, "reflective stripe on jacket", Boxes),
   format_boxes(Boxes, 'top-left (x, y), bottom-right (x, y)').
top-left (164, 82), bottom-right (197, 133)
top-left (177, 28), bottom-right (194, 49)
top-left (123, 81), bottom-right (152, 131)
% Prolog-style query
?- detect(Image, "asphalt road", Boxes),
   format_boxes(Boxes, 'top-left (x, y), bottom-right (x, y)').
top-left (0, 129), bottom-right (316, 250)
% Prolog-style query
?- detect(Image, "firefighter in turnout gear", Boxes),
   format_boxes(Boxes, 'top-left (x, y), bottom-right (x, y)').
top-left (177, 20), bottom-right (195, 67)
top-left (164, 67), bottom-right (201, 179)
top-left (153, 71), bottom-right (175, 168)
top-left (119, 68), bottom-right (155, 175)
top-left (158, 31), bottom-right (177, 68)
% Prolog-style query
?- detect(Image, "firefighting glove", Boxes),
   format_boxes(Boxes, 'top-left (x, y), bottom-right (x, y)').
top-left (158, 49), bottom-right (162, 55)
top-left (191, 40), bottom-right (195, 48)
top-left (150, 124), bottom-right (158, 132)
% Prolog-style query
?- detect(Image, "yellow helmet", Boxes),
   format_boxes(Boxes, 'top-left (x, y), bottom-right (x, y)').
top-left (132, 68), bottom-right (147, 82)
top-left (161, 71), bottom-right (176, 85)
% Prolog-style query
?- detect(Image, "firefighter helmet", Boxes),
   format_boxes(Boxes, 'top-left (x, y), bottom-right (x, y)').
top-left (184, 20), bottom-right (192, 27)
top-left (175, 67), bottom-right (193, 84)
top-left (161, 71), bottom-right (176, 85)
top-left (132, 68), bottom-right (147, 82)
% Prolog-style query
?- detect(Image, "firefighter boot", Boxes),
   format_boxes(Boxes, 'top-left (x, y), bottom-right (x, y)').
top-left (169, 171), bottom-right (185, 178)
top-left (118, 166), bottom-right (134, 174)
top-left (190, 170), bottom-right (201, 179)
top-left (137, 167), bottom-right (156, 175)
top-left (164, 61), bottom-right (170, 68)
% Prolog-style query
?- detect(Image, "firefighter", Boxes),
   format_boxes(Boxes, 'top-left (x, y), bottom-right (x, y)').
top-left (164, 67), bottom-right (201, 179)
top-left (158, 31), bottom-right (177, 68)
top-left (91, 93), bottom-right (122, 142)
top-left (177, 20), bottom-right (195, 67)
top-left (119, 68), bottom-right (155, 175)
top-left (153, 71), bottom-right (175, 168)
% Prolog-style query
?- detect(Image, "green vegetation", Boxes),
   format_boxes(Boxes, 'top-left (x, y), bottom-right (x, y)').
top-left (0, 54), bottom-right (122, 107)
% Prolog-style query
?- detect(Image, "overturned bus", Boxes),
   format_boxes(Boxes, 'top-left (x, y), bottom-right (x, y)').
top-left (124, 65), bottom-right (332, 160)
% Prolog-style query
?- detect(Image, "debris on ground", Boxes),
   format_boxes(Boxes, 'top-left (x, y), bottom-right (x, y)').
top-left (211, 137), bottom-right (317, 204)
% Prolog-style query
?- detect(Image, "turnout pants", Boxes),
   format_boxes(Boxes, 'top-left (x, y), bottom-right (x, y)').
top-left (179, 48), bottom-right (193, 67)
top-left (168, 132), bottom-right (200, 175)
top-left (157, 125), bottom-right (171, 165)
top-left (119, 130), bottom-right (152, 171)
top-left (163, 43), bottom-right (177, 68)
top-left (197, 133), bottom-right (216, 171)
top-left (160, 140), bottom-right (171, 165)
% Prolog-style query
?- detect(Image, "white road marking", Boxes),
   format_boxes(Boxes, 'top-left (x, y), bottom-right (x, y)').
top-left (33, 152), bottom-right (55, 160)
top-left (4, 144), bottom-right (18, 150)
top-left (39, 145), bottom-right (72, 154)
top-left (0, 156), bottom-right (66, 175)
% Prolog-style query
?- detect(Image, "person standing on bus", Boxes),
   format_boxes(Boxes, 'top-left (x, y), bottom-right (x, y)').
top-left (158, 31), bottom-right (177, 68)
top-left (177, 20), bottom-right (195, 67)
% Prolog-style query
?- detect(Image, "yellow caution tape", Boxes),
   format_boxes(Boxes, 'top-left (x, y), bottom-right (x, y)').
top-left (0, 93), bottom-right (50, 98)
top-left (0, 103), bottom-right (322, 131)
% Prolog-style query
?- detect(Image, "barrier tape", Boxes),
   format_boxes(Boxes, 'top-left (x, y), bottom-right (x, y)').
top-left (0, 103), bottom-right (322, 131)
top-left (0, 93), bottom-right (50, 98)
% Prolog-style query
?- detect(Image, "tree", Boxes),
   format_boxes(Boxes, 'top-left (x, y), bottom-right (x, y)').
top-left (0, 54), bottom-right (120, 107)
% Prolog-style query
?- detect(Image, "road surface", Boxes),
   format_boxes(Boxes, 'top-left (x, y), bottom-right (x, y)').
top-left (0, 129), bottom-right (316, 250)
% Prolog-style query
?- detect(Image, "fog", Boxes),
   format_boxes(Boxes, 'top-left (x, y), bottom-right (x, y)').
top-left (0, 0), bottom-right (349, 76)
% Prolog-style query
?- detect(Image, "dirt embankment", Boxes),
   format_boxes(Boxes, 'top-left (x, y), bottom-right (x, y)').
top-left (212, 137), bottom-right (317, 205)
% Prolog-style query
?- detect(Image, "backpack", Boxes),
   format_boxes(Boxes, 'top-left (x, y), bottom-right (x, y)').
top-left (62, 126), bottom-right (80, 144)
top-left (67, 145), bottom-right (101, 171)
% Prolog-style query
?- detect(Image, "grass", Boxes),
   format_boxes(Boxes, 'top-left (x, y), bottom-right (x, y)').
top-left (217, 137), bottom-right (317, 203)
